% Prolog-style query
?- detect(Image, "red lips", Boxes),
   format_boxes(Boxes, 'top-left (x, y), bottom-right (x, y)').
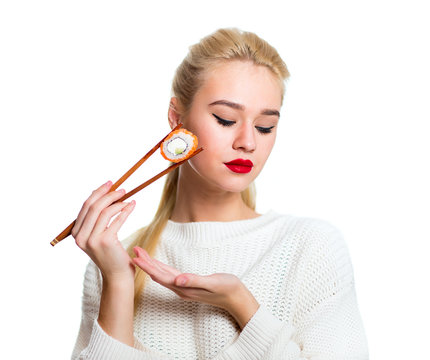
top-left (224, 159), bottom-right (254, 174)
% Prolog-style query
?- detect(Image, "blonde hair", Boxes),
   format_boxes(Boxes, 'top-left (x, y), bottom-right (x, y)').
top-left (127, 28), bottom-right (289, 309)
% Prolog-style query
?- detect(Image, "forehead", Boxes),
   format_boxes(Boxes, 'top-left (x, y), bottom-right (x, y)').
top-left (196, 60), bottom-right (282, 110)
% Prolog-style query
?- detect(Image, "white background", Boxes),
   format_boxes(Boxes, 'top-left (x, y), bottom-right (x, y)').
top-left (1, 1), bottom-right (429, 359)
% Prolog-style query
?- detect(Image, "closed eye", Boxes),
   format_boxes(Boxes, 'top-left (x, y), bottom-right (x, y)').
top-left (212, 113), bottom-right (235, 127)
top-left (255, 126), bottom-right (275, 134)
top-left (212, 113), bottom-right (275, 134)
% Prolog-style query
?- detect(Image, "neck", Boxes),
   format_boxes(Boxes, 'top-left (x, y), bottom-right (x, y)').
top-left (170, 163), bottom-right (259, 223)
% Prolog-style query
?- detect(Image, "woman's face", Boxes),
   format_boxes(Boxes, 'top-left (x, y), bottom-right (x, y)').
top-left (179, 60), bottom-right (282, 193)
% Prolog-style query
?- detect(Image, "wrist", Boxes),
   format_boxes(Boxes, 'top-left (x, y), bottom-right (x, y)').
top-left (103, 274), bottom-right (135, 288)
top-left (102, 267), bottom-right (135, 288)
top-left (99, 273), bottom-right (135, 346)
top-left (228, 284), bottom-right (260, 330)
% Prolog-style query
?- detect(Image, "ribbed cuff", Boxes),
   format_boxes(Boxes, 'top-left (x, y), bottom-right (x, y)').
top-left (216, 304), bottom-right (295, 360)
top-left (79, 319), bottom-right (170, 360)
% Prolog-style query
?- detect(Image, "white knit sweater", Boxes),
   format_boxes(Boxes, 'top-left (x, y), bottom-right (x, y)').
top-left (71, 210), bottom-right (369, 359)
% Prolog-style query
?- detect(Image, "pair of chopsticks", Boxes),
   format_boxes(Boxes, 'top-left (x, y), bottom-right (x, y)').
top-left (50, 123), bottom-right (203, 247)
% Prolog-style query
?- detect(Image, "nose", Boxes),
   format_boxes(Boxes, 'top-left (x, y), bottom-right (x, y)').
top-left (232, 122), bottom-right (256, 153)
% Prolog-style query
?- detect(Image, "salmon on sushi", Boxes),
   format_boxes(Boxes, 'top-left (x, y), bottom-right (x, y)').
top-left (160, 128), bottom-right (198, 163)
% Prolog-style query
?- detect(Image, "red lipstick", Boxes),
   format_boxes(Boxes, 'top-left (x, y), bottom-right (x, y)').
top-left (224, 159), bottom-right (254, 174)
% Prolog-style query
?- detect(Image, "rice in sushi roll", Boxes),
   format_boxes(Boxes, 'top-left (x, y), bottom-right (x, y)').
top-left (160, 128), bottom-right (198, 163)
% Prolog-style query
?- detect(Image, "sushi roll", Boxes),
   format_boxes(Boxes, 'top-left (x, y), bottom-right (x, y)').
top-left (160, 128), bottom-right (198, 163)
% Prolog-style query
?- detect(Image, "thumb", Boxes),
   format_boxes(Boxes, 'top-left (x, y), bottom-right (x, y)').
top-left (175, 274), bottom-right (193, 287)
top-left (175, 273), bottom-right (214, 289)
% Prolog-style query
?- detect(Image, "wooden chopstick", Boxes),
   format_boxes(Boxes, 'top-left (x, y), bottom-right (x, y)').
top-left (113, 147), bottom-right (203, 203)
top-left (109, 122), bottom-right (183, 192)
top-left (50, 123), bottom-right (195, 247)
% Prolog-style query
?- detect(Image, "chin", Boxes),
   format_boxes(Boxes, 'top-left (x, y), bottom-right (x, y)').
top-left (212, 175), bottom-right (254, 193)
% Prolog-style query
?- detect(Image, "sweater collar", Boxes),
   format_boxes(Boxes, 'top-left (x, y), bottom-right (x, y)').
top-left (161, 209), bottom-right (281, 248)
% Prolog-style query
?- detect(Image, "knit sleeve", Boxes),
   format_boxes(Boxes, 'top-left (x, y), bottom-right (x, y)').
top-left (71, 260), bottom-right (173, 360)
top-left (213, 221), bottom-right (369, 360)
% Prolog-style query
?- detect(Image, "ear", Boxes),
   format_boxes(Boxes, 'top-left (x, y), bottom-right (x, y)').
top-left (168, 97), bottom-right (183, 129)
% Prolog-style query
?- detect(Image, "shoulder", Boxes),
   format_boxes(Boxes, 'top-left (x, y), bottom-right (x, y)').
top-left (271, 211), bottom-right (355, 288)
top-left (268, 211), bottom-right (346, 248)
top-left (273, 211), bottom-right (349, 254)
top-left (294, 215), bottom-right (352, 272)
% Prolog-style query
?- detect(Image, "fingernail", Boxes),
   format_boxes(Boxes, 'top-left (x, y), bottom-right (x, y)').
top-left (180, 277), bottom-right (187, 286)
top-left (118, 188), bottom-right (126, 193)
top-left (105, 181), bottom-right (112, 186)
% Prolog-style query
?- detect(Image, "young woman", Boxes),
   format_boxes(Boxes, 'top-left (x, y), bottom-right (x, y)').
top-left (71, 28), bottom-right (369, 359)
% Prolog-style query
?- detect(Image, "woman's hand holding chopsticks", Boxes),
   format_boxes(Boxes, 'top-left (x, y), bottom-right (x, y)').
top-left (71, 180), bottom-right (136, 346)
top-left (71, 180), bottom-right (136, 281)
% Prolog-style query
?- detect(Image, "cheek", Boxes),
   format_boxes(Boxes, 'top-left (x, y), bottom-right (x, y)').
top-left (191, 141), bottom-right (221, 169)
top-left (194, 125), bottom-right (229, 154)
top-left (264, 136), bottom-right (276, 154)
top-left (256, 136), bottom-right (276, 164)
top-left (187, 150), bottom-right (220, 181)
top-left (187, 133), bottom-right (228, 175)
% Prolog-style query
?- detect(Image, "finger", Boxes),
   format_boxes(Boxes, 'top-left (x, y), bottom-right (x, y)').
top-left (76, 189), bottom-right (126, 244)
top-left (133, 256), bottom-right (171, 283)
top-left (135, 248), bottom-right (181, 277)
top-left (152, 258), bottom-right (181, 277)
top-left (90, 201), bottom-right (131, 237)
top-left (72, 181), bottom-right (112, 236)
top-left (132, 246), bottom-right (164, 272)
top-left (132, 247), bottom-right (172, 282)
top-left (106, 200), bottom-right (136, 234)
top-left (132, 253), bottom-right (152, 272)
top-left (136, 246), bottom-right (194, 286)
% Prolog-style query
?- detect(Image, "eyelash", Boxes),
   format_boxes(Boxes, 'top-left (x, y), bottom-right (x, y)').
top-left (212, 113), bottom-right (275, 134)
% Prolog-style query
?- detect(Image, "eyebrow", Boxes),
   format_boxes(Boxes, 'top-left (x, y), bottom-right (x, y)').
top-left (209, 100), bottom-right (280, 117)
